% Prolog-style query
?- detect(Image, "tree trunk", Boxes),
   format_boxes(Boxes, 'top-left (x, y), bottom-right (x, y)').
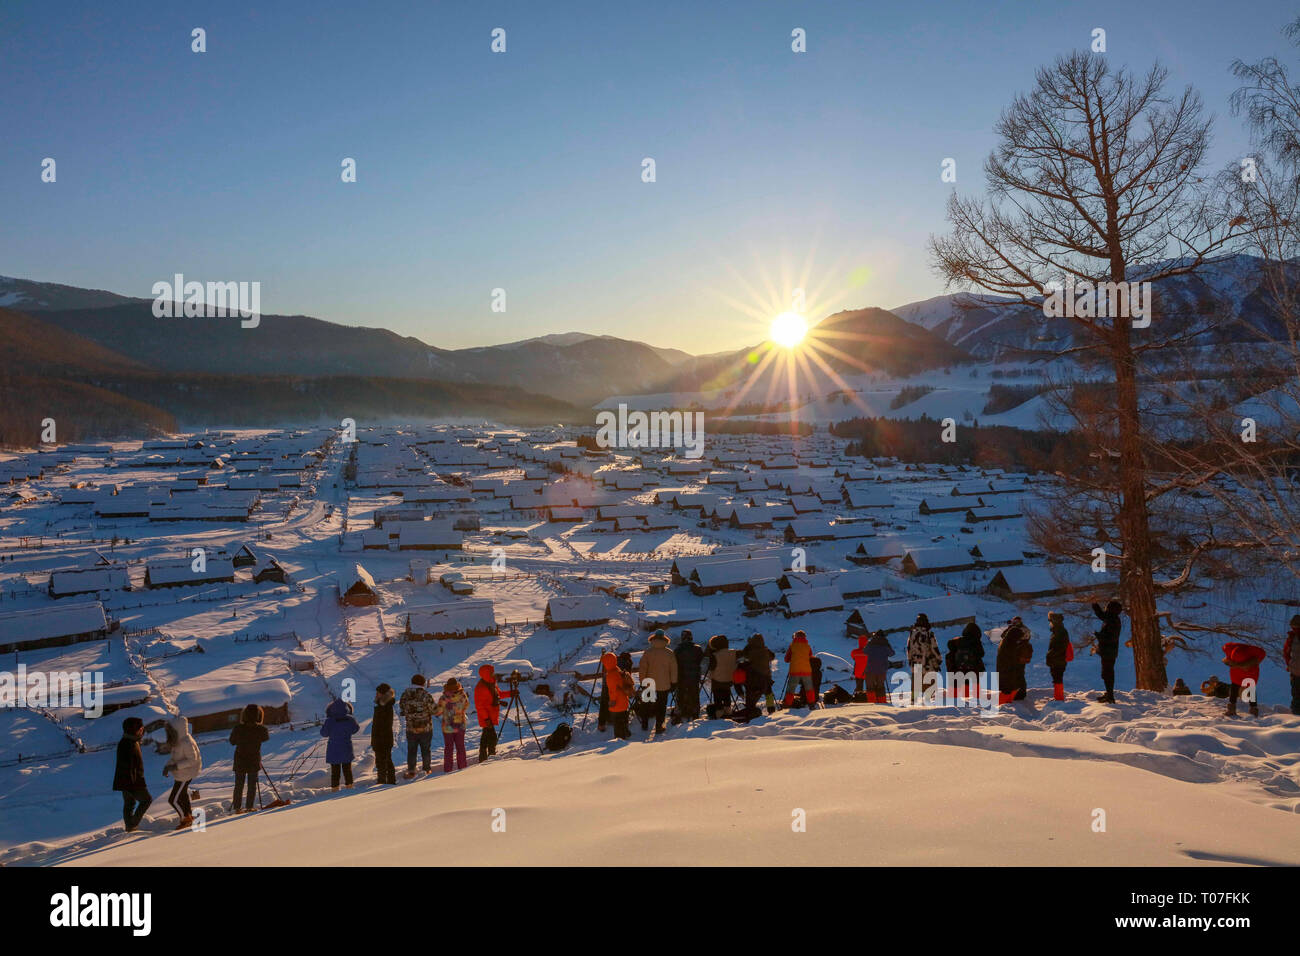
top-left (1111, 327), bottom-right (1169, 692)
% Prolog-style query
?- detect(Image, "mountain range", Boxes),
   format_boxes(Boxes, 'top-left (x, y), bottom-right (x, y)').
top-left (0, 253), bottom-right (1290, 443)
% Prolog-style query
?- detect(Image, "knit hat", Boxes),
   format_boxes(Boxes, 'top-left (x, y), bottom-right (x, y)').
top-left (411, 674), bottom-right (426, 686)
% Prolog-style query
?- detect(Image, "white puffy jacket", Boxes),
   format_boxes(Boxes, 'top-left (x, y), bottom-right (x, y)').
top-left (164, 715), bottom-right (202, 783)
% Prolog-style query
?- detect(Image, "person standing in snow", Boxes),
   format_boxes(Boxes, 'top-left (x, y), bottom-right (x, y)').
top-left (602, 651), bottom-right (634, 739)
top-left (706, 635), bottom-right (738, 717)
top-left (228, 704), bottom-right (269, 812)
top-left (474, 665), bottom-right (508, 762)
top-left (162, 715), bottom-right (201, 829)
top-left (371, 684), bottom-right (397, 785)
top-left (1222, 641), bottom-right (1267, 718)
top-left (321, 698), bottom-right (361, 789)
top-left (433, 678), bottom-right (470, 772)
top-left (1285, 616), bottom-right (1300, 716)
top-left (113, 716), bottom-right (153, 833)
top-left (674, 630), bottom-right (705, 722)
top-left (996, 617), bottom-right (1033, 703)
top-left (740, 633), bottom-right (776, 718)
top-left (863, 630), bottom-right (894, 704)
top-left (782, 630), bottom-right (818, 709)
top-left (1090, 600), bottom-right (1123, 703)
top-left (946, 622), bottom-right (985, 700)
top-left (399, 674), bottom-right (435, 778)
top-left (851, 633), bottom-right (872, 700)
top-left (906, 614), bottom-right (942, 704)
top-left (1044, 612), bottom-right (1072, 702)
top-left (638, 630), bottom-right (679, 733)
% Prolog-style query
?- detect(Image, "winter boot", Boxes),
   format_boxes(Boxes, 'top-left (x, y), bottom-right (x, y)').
top-left (1053, 683), bottom-right (1065, 702)
top-left (1095, 693), bottom-right (1115, 703)
top-left (1249, 702), bottom-right (1259, 717)
top-left (174, 815), bottom-right (193, 831)
top-left (1224, 703), bottom-right (1239, 718)
top-left (997, 691), bottom-right (1015, 706)
top-left (403, 770), bottom-right (416, 780)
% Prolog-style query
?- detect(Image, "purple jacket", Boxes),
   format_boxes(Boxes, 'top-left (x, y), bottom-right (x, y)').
top-left (321, 699), bottom-right (360, 764)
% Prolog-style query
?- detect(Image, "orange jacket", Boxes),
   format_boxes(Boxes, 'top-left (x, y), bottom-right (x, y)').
top-left (784, 634), bottom-right (813, 676)
top-left (602, 652), bottom-right (632, 713)
top-left (474, 664), bottom-right (509, 727)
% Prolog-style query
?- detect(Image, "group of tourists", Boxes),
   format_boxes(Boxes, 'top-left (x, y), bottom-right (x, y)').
top-left (109, 601), bottom-right (1300, 834)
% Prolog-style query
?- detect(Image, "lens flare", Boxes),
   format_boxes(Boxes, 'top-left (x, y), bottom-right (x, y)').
top-left (769, 311), bottom-right (807, 348)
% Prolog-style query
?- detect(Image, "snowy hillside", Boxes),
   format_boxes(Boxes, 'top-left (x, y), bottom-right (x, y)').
top-left (31, 695), bottom-right (1300, 868)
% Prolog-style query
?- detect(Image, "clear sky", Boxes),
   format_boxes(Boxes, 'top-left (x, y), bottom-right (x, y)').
top-left (1, 0), bottom-right (1293, 353)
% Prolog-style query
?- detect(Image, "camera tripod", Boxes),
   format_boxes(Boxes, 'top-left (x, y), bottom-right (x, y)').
top-left (577, 663), bottom-right (604, 732)
top-left (497, 672), bottom-right (545, 754)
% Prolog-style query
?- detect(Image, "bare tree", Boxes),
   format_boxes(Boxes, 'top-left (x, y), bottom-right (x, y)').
top-left (930, 52), bottom-right (1248, 690)
top-left (1156, 19), bottom-right (1300, 606)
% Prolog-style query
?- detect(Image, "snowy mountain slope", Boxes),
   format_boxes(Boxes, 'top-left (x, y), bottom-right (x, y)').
top-left (891, 255), bottom-right (1300, 360)
top-left (0, 275), bottom-right (142, 312)
top-left (38, 696), bottom-right (1300, 868)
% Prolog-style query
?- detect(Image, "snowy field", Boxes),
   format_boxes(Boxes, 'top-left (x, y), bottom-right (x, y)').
top-left (1, 423), bottom-right (1297, 866)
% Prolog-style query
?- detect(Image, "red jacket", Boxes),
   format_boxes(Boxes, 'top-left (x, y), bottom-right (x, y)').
top-left (602, 652), bottom-right (633, 713)
top-left (851, 635), bottom-right (870, 678)
top-left (1284, 628), bottom-right (1300, 676)
top-left (1222, 642), bottom-right (1266, 685)
top-left (474, 665), bottom-right (508, 727)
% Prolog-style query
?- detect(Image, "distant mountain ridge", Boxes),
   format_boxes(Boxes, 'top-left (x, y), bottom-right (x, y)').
top-left (0, 306), bottom-right (580, 445)
top-left (891, 254), bottom-right (1294, 359)
top-left (1, 276), bottom-right (965, 408)
top-left (2, 252), bottom-right (1290, 442)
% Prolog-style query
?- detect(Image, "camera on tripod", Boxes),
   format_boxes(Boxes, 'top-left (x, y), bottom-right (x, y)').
top-left (505, 669), bottom-right (522, 697)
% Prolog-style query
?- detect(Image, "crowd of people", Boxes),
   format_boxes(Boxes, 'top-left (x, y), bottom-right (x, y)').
top-left (110, 602), bottom-right (1300, 834)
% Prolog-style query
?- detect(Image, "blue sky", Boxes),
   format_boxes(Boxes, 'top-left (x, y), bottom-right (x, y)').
top-left (0, 0), bottom-right (1294, 352)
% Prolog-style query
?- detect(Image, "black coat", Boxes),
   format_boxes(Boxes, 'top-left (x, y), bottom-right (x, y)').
top-left (112, 735), bottom-right (147, 792)
top-left (1092, 604), bottom-right (1122, 660)
top-left (946, 628), bottom-right (985, 672)
top-left (740, 638), bottom-right (774, 691)
top-left (1045, 623), bottom-right (1071, 669)
top-left (675, 640), bottom-right (705, 683)
top-left (229, 722), bottom-right (269, 774)
top-left (996, 627), bottom-right (1032, 688)
top-left (371, 698), bottom-right (395, 749)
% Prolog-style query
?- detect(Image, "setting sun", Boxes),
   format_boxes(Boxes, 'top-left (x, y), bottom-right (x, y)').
top-left (769, 311), bottom-right (808, 348)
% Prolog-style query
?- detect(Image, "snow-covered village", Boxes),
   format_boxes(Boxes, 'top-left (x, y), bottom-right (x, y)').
top-left (6, 0), bottom-right (1300, 939)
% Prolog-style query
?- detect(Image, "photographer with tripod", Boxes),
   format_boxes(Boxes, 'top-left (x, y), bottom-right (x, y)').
top-left (601, 652), bottom-right (634, 740)
top-left (474, 664), bottom-right (510, 762)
